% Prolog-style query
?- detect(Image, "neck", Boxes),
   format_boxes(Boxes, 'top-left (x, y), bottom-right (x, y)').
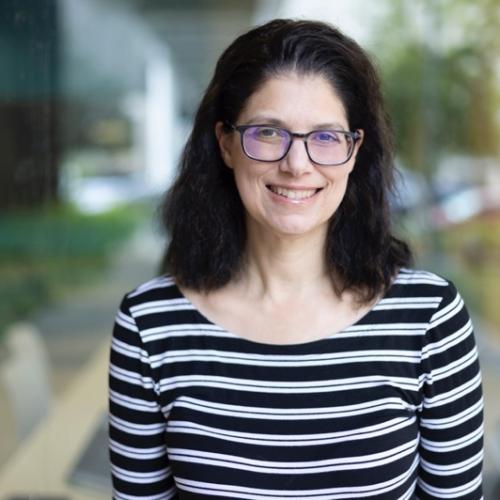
top-left (240, 221), bottom-right (332, 303)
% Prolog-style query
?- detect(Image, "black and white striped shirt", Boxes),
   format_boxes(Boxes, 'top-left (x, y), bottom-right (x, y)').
top-left (108, 268), bottom-right (483, 499)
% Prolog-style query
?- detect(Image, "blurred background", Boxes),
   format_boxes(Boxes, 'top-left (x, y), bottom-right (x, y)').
top-left (0, 0), bottom-right (498, 498)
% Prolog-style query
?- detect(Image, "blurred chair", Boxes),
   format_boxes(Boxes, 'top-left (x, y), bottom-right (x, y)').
top-left (0, 323), bottom-right (53, 453)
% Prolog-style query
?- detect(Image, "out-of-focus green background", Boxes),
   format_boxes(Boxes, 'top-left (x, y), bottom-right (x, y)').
top-left (0, 0), bottom-right (498, 498)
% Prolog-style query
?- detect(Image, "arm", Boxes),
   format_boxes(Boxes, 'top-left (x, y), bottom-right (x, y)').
top-left (417, 282), bottom-right (483, 499)
top-left (109, 296), bottom-right (177, 499)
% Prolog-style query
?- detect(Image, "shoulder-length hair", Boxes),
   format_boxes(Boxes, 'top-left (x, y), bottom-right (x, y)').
top-left (160, 19), bottom-right (412, 302)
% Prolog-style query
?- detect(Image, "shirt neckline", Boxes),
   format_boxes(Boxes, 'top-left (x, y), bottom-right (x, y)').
top-left (171, 274), bottom-right (399, 350)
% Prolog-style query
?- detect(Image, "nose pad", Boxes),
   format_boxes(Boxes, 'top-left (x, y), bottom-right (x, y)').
top-left (279, 138), bottom-right (312, 176)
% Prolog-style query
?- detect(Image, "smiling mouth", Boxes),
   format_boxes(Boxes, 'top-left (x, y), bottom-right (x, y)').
top-left (266, 185), bottom-right (322, 200)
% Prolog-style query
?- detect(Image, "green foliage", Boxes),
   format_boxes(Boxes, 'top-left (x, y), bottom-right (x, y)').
top-left (417, 215), bottom-right (500, 330)
top-left (0, 206), bottom-right (137, 259)
top-left (372, 0), bottom-right (500, 171)
top-left (0, 203), bottom-right (149, 334)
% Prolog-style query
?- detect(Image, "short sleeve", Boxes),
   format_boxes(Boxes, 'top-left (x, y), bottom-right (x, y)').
top-left (108, 295), bottom-right (178, 499)
top-left (417, 281), bottom-right (483, 499)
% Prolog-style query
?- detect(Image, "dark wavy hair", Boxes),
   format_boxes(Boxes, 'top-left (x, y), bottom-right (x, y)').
top-left (160, 19), bottom-right (412, 302)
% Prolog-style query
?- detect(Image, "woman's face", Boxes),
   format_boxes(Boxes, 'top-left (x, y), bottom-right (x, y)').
top-left (216, 72), bottom-right (363, 240)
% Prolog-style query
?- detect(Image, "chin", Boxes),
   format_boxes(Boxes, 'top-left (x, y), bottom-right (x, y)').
top-left (267, 218), bottom-right (327, 238)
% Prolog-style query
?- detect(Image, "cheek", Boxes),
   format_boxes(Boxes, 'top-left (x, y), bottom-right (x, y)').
top-left (329, 180), bottom-right (349, 208)
top-left (232, 167), bottom-right (257, 204)
top-left (323, 170), bottom-right (352, 211)
top-left (334, 173), bottom-right (354, 209)
top-left (231, 165), bottom-right (274, 219)
top-left (324, 165), bottom-right (353, 192)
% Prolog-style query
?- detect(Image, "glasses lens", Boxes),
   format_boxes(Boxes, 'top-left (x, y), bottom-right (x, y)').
top-left (242, 126), bottom-right (290, 161)
top-left (307, 130), bottom-right (353, 165)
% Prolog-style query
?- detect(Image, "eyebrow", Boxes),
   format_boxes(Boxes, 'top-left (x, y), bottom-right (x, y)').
top-left (243, 115), bottom-right (348, 131)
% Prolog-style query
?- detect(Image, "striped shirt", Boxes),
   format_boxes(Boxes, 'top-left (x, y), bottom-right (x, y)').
top-left (108, 268), bottom-right (483, 499)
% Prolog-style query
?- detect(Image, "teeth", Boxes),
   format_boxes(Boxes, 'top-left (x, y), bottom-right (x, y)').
top-left (270, 186), bottom-right (317, 200)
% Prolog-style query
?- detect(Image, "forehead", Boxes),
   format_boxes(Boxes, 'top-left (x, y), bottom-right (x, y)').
top-left (238, 72), bottom-right (349, 129)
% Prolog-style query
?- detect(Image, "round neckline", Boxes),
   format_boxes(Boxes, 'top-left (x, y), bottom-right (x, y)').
top-left (171, 276), bottom-right (399, 350)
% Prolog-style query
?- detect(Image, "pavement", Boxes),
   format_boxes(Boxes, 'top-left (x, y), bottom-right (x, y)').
top-left (0, 220), bottom-right (499, 497)
top-left (0, 219), bottom-right (164, 476)
top-left (32, 222), bottom-right (165, 397)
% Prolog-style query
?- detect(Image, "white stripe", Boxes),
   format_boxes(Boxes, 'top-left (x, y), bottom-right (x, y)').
top-left (420, 424), bottom-right (483, 453)
top-left (420, 398), bottom-right (483, 429)
top-left (426, 346), bottom-right (478, 383)
top-left (374, 297), bottom-right (442, 311)
top-left (110, 439), bottom-right (167, 460)
top-left (149, 348), bottom-right (422, 369)
top-left (423, 371), bottom-right (482, 408)
top-left (343, 323), bottom-right (427, 335)
top-left (111, 337), bottom-right (145, 359)
top-left (168, 438), bottom-right (418, 474)
top-left (428, 293), bottom-right (463, 329)
top-left (109, 388), bottom-right (159, 412)
top-left (109, 414), bottom-right (165, 435)
top-left (113, 486), bottom-right (177, 500)
top-left (172, 395), bottom-right (419, 421)
top-left (397, 480), bottom-right (418, 500)
top-left (175, 456), bottom-right (418, 498)
top-left (394, 276), bottom-right (448, 286)
top-left (167, 416), bottom-right (416, 447)
top-left (141, 323), bottom-right (231, 342)
top-left (396, 269), bottom-right (448, 285)
top-left (139, 322), bottom-right (427, 342)
top-left (128, 276), bottom-right (175, 298)
top-left (111, 463), bottom-right (170, 483)
top-left (422, 320), bottom-right (474, 360)
top-left (131, 299), bottom-right (194, 317)
top-left (345, 322), bottom-right (427, 331)
top-left (158, 373), bottom-right (420, 394)
top-left (417, 472), bottom-right (482, 498)
top-left (374, 304), bottom-right (440, 311)
top-left (115, 311), bottom-right (138, 332)
top-left (379, 297), bottom-right (443, 304)
top-left (109, 363), bottom-right (156, 389)
top-left (420, 449), bottom-right (483, 476)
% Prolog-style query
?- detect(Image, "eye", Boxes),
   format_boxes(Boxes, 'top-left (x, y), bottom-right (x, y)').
top-left (253, 126), bottom-right (282, 141)
top-left (310, 130), bottom-right (341, 144)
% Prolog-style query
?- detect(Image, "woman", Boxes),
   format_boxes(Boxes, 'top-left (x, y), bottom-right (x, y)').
top-left (109, 19), bottom-right (483, 499)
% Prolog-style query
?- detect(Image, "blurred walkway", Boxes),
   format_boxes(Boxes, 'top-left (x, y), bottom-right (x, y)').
top-left (0, 218), bottom-right (164, 497)
top-left (32, 220), bottom-right (164, 396)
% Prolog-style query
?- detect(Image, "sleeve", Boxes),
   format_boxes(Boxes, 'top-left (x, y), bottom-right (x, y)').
top-left (416, 281), bottom-right (483, 499)
top-left (108, 295), bottom-right (178, 499)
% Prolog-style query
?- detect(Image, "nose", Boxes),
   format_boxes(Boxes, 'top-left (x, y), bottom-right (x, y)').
top-left (279, 137), bottom-right (313, 177)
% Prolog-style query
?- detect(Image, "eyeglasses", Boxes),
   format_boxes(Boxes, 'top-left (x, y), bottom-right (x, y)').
top-left (227, 123), bottom-right (362, 166)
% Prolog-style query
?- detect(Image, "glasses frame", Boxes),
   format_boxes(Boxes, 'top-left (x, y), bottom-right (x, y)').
top-left (227, 123), bottom-right (363, 166)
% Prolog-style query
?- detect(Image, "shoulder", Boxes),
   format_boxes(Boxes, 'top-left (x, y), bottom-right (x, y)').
top-left (389, 268), bottom-right (468, 324)
top-left (390, 270), bottom-right (477, 371)
top-left (393, 267), bottom-right (450, 288)
top-left (392, 267), bottom-right (459, 303)
top-left (395, 268), bottom-right (473, 340)
top-left (114, 275), bottom-right (202, 346)
top-left (125, 274), bottom-right (178, 300)
top-left (118, 274), bottom-right (189, 316)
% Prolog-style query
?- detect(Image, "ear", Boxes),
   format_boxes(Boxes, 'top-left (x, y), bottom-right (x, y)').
top-left (215, 121), bottom-right (234, 169)
top-left (345, 130), bottom-right (364, 175)
top-left (352, 129), bottom-right (364, 160)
